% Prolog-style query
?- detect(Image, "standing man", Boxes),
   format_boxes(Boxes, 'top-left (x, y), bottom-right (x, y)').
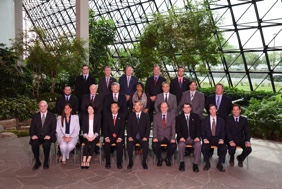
top-left (145, 65), bottom-right (166, 121)
top-left (201, 104), bottom-right (227, 172)
top-left (154, 81), bottom-right (177, 116)
top-left (178, 81), bottom-right (205, 119)
top-left (103, 102), bottom-right (125, 169)
top-left (205, 83), bottom-right (232, 120)
top-left (56, 86), bottom-right (79, 115)
top-left (29, 100), bottom-right (56, 170)
top-left (74, 64), bottom-right (96, 108)
top-left (97, 66), bottom-right (117, 98)
top-left (80, 84), bottom-right (103, 116)
top-left (152, 102), bottom-right (177, 167)
top-left (127, 101), bottom-right (150, 170)
top-left (226, 104), bottom-right (252, 167)
top-left (170, 67), bottom-right (190, 105)
top-left (176, 103), bottom-right (201, 172)
top-left (103, 82), bottom-right (127, 116)
top-left (119, 66), bottom-right (138, 107)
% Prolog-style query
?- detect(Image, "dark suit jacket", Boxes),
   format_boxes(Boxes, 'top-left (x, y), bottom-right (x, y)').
top-left (176, 112), bottom-right (201, 142)
top-left (119, 74), bottom-right (138, 96)
top-left (97, 77), bottom-right (117, 98)
top-left (103, 113), bottom-right (125, 141)
top-left (226, 115), bottom-right (250, 143)
top-left (55, 94), bottom-right (79, 115)
top-left (201, 116), bottom-right (225, 141)
top-left (127, 112), bottom-right (150, 140)
top-left (145, 76), bottom-right (166, 97)
top-left (205, 94), bottom-right (232, 120)
top-left (74, 75), bottom-right (96, 100)
top-left (80, 94), bottom-right (103, 115)
top-left (29, 112), bottom-right (57, 143)
top-left (103, 93), bottom-right (127, 116)
top-left (170, 77), bottom-right (190, 105)
top-left (153, 112), bottom-right (175, 141)
top-left (81, 114), bottom-right (101, 136)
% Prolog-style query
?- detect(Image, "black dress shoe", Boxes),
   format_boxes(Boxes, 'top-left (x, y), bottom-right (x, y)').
top-left (237, 156), bottom-right (243, 167)
top-left (217, 163), bottom-right (225, 172)
top-left (179, 162), bottom-right (185, 171)
top-left (32, 162), bottom-right (41, 170)
top-left (193, 163), bottom-right (199, 172)
top-left (229, 159), bottom-right (234, 166)
top-left (203, 162), bottom-right (210, 171)
top-left (117, 163), bottom-right (123, 169)
top-left (43, 162), bottom-right (49, 169)
top-left (157, 159), bottom-right (163, 167)
top-left (127, 162), bottom-right (133, 169)
top-left (142, 163), bottom-right (148, 169)
top-left (165, 159), bottom-right (171, 167)
top-left (105, 163), bottom-right (111, 169)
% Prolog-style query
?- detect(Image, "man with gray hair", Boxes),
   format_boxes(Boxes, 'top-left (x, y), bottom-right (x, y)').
top-left (80, 84), bottom-right (103, 115)
top-left (29, 100), bottom-right (56, 170)
top-left (103, 82), bottom-right (127, 116)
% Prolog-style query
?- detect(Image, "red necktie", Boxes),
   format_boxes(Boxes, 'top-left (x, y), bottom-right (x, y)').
top-left (162, 114), bottom-right (166, 128)
top-left (154, 77), bottom-right (157, 86)
top-left (113, 115), bottom-right (116, 126)
top-left (91, 95), bottom-right (94, 103)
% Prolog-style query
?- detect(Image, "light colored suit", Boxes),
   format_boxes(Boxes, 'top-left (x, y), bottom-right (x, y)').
top-left (56, 115), bottom-right (80, 161)
top-left (178, 90), bottom-right (205, 119)
top-left (154, 93), bottom-right (177, 116)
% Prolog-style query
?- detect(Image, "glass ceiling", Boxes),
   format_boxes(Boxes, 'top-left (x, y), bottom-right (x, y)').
top-left (22, 0), bottom-right (282, 92)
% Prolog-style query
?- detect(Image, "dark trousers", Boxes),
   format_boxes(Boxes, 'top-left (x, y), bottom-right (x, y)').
top-left (148, 100), bottom-right (155, 122)
top-left (30, 136), bottom-right (52, 164)
top-left (127, 138), bottom-right (148, 162)
top-left (202, 139), bottom-right (227, 164)
top-left (83, 137), bottom-right (100, 157)
top-left (104, 139), bottom-right (123, 164)
top-left (152, 137), bottom-right (177, 160)
top-left (228, 140), bottom-right (252, 162)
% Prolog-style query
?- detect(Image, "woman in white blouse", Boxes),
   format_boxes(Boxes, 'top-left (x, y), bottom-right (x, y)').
top-left (81, 104), bottom-right (101, 169)
top-left (56, 103), bottom-right (80, 165)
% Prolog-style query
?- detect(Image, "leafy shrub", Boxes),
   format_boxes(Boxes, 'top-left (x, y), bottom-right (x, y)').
top-left (7, 129), bottom-right (29, 137)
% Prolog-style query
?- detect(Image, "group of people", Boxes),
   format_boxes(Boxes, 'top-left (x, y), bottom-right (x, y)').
top-left (29, 64), bottom-right (252, 173)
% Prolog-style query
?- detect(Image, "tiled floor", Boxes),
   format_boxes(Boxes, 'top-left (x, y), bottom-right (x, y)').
top-left (0, 135), bottom-right (281, 189)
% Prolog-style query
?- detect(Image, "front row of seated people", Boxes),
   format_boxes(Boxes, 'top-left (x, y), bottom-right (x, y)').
top-left (29, 100), bottom-right (252, 172)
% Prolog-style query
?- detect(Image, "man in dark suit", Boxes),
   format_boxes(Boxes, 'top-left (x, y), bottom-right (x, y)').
top-left (176, 103), bottom-right (201, 172)
top-left (145, 65), bottom-right (166, 122)
top-left (74, 64), bottom-right (96, 108)
top-left (29, 100), bottom-right (56, 170)
top-left (119, 66), bottom-right (138, 107)
top-left (205, 83), bottom-right (232, 120)
top-left (80, 84), bottom-right (103, 115)
top-left (55, 86), bottom-right (79, 115)
top-left (226, 104), bottom-right (252, 167)
top-left (127, 101), bottom-right (150, 170)
top-left (201, 104), bottom-right (227, 172)
top-left (103, 102), bottom-right (125, 169)
top-left (154, 81), bottom-right (177, 116)
top-left (178, 81), bottom-right (205, 119)
top-left (103, 82), bottom-right (127, 116)
top-left (170, 67), bottom-right (190, 105)
top-left (152, 102), bottom-right (177, 167)
top-left (97, 66), bottom-right (117, 98)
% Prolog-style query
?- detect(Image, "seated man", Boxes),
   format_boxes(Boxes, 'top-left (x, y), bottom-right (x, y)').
top-left (201, 104), bottom-right (227, 172)
top-left (152, 102), bottom-right (177, 167)
top-left (127, 101), bottom-right (150, 170)
top-left (226, 104), bottom-right (252, 167)
top-left (176, 103), bottom-right (201, 172)
top-left (103, 102), bottom-right (125, 169)
top-left (29, 100), bottom-right (56, 170)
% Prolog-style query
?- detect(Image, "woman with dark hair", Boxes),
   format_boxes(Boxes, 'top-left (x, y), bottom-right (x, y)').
top-left (131, 82), bottom-right (150, 113)
top-left (80, 104), bottom-right (101, 169)
top-left (56, 103), bottom-right (80, 165)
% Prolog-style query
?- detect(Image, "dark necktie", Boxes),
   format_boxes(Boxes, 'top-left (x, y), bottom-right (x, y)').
top-left (162, 114), bottom-right (166, 128)
top-left (84, 75), bottom-right (87, 81)
top-left (91, 95), bottom-right (94, 103)
top-left (186, 115), bottom-right (190, 137)
top-left (164, 94), bottom-right (168, 102)
top-left (211, 118), bottom-right (216, 136)
top-left (235, 117), bottom-right (239, 128)
top-left (154, 77), bottom-right (157, 86)
top-left (179, 78), bottom-right (182, 88)
top-left (136, 114), bottom-right (140, 139)
top-left (41, 114), bottom-right (45, 127)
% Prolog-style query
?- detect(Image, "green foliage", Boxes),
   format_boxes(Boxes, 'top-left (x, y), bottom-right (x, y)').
top-left (0, 96), bottom-right (38, 121)
top-left (89, 10), bottom-right (116, 79)
top-left (244, 94), bottom-right (282, 141)
top-left (0, 44), bottom-right (32, 98)
top-left (7, 129), bottom-right (29, 137)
